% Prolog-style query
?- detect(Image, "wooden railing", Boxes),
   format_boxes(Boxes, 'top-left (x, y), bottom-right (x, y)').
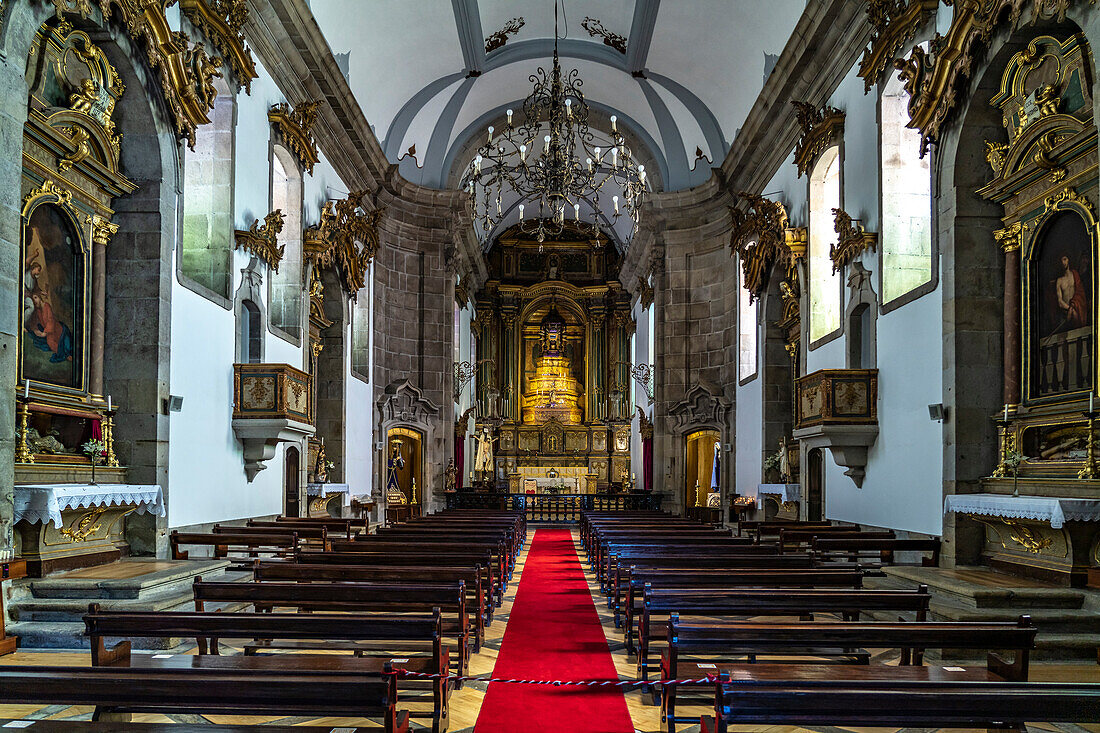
top-left (445, 492), bottom-right (664, 522)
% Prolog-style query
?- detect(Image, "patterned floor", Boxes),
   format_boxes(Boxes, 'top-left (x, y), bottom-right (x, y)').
top-left (3, 531), bottom-right (1100, 733)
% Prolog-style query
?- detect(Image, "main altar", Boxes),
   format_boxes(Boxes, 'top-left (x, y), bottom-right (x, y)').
top-left (472, 223), bottom-right (634, 490)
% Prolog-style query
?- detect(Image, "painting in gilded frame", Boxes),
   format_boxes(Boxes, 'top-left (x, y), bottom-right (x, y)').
top-left (1029, 211), bottom-right (1093, 399)
top-left (22, 202), bottom-right (84, 388)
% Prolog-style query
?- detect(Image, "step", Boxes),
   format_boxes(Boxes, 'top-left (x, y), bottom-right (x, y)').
top-left (5, 621), bottom-right (193, 651)
top-left (881, 566), bottom-right (1086, 609)
top-left (24, 559), bottom-right (232, 599)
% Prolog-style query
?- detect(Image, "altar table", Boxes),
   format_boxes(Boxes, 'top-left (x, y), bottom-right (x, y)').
top-left (944, 494), bottom-right (1100, 529)
top-left (306, 482), bottom-right (349, 517)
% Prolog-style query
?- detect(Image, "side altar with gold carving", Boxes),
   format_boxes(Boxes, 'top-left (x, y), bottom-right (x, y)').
top-left (956, 31), bottom-right (1100, 586)
top-left (472, 223), bottom-right (634, 489)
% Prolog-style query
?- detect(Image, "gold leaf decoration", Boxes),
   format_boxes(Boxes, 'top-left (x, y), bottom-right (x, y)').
top-left (235, 210), bottom-right (286, 271)
top-left (857, 0), bottom-right (938, 92)
top-left (305, 191), bottom-right (384, 298)
top-left (729, 192), bottom-right (792, 301)
top-left (179, 0), bottom-right (257, 92)
top-left (829, 208), bottom-right (878, 273)
top-left (268, 101), bottom-right (322, 174)
top-left (792, 101), bottom-right (845, 177)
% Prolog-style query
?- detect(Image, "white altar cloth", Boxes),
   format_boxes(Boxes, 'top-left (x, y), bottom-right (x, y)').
top-left (743, 483), bottom-right (801, 508)
top-left (944, 494), bottom-right (1100, 529)
top-left (307, 482), bottom-right (350, 497)
top-left (14, 484), bottom-right (164, 528)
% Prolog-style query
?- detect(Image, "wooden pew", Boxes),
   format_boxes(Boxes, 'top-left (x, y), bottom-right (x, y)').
top-left (587, 526), bottom-right (735, 563)
top-left (169, 530), bottom-right (298, 563)
top-left (622, 567), bottom-right (863, 639)
top-left (812, 536), bottom-right (942, 567)
top-left (213, 523), bottom-right (332, 549)
top-left (663, 616), bottom-right (1037, 733)
top-left (0, 666), bottom-right (408, 731)
top-left (331, 539), bottom-right (511, 595)
top-left (598, 542), bottom-right (780, 593)
top-left (699, 679), bottom-right (1100, 733)
top-left (737, 520), bottom-right (851, 538)
top-left (300, 549), bottom-right (504, 607)
top-left (778, 529), bottom-right (894, 552)
top-left (249, 518), bottom-right (355, 540)
top-left (83, 606), bottom-right (447, 733)
top-left (192, 578), bottom-right (471, 677)
top-left (272, 515), bottom-right (368, 533)
top-left (253, 560), bottom-right (490, 649)
top-left (370, 529), bottom-right (520, 568)
top-left (635, 586), bottom-right (931, 680)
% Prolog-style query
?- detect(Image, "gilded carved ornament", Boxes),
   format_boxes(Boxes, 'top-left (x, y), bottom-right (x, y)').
top-left (993, 220), bottom-right (1028, 252)
top-left (178, 0), bottom-right (257, 92)
top-left (636, 275), bottom-right (653, 310)
top-left (485, 17), bottom-right (524, 53)
top-left (1044, 186), bottom-right (1096, 218)
top-left (44, 0), bottom-right (225, 149)
top-left (636, 406), bottom-right (654, 440)
top-left (829, 208), bottom-right (878, 273)
top-left (792, 101), bottom-right (844, 177)
top-left (304, 191), bottom-right (384, 297)
top-left (268, 101), bottom-right (322, 175)
top-left (234, 210), bottom-right (286, 271)
top-left (89, 213), bottom-right (119, 246)
top-left (893, 0), bottom-right (1098, 156)
top-left (23, 179), bottom-right (74, 216)
top-left (857, 0), bottom-right (939, 92)
top-left (728, 192), bottom-right (791, 301)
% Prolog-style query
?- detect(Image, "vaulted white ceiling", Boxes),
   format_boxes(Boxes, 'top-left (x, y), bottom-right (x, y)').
top-left (309, 0), bottom-right (807, 195)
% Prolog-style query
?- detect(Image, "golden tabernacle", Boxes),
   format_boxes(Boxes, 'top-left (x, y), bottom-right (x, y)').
top-left (523, 301), bottom-right (584, 424)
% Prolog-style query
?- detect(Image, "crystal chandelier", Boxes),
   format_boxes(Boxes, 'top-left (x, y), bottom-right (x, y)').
top-left (460, 1), bottom-right (648, 248)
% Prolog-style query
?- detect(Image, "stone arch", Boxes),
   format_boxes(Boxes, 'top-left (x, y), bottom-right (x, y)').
top-left (935, 17), bottom-right (1089, 564)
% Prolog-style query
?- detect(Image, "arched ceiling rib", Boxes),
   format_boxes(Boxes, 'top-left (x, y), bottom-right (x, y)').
top-left (309, 0), bottom-right (808, 192)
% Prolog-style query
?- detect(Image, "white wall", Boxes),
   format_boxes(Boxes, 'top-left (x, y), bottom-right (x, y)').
top-left (735, 59), bottom-right (944, 536)
top-left (167, 57), bottom-right (362, 528)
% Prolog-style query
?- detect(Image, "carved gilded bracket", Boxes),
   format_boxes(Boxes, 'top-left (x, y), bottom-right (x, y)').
top-left (235, 210), bottom-right (286, 271)
top-left (993, 221), bottom-right (1028, 252)
top-left (636, 275), bottom-right (654, 310)
top-left (269, 101), bottom-right (321, 174)
top-left (304, 191), bottom-right (384, 297)
top-left (792, 101), bottom-right (844, 177)
top-left (857, 0), bottom-right (938, 92)
top-left (729, 192), bottom-right (791, 301)
top-left (829, 208), bottom-right (878, 273)
top-left (893, 0), bottom-right (1095, 155)
top-left (46, 0), bottom-right (225, 149)
top-left (179, 0), bottom-right (258, 92)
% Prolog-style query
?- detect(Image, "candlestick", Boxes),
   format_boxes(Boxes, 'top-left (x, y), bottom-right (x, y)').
top-left (15, 399), bottom-right (34, 464)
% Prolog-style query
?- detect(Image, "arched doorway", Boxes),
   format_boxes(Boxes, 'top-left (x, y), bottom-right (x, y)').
top-left (684, 429), bottom-right (721, 509)
top-left (284, 447), bottom-right (300, 517)
top-left (386, 427), bottom-right (424, 521)
top-left (806, 448), bottom-right (824, 521)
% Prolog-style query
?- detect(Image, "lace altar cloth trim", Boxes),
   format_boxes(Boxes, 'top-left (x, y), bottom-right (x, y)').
top-left (14, 484), bottom-right (164, 528)
top-left (944, 494), bottom-right (1100, 529)
top-left (306, 482), bottom-right (350, 497)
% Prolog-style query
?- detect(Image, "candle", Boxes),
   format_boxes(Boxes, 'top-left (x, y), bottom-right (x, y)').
top-left (23, 380), bottom-right (29, 400)
top-left (1004, 404), bottom-right (1009, 422)
top-left (321, 436), bottom-right (325, 445)
top-left (107, 395), bottom-right (112, 412)
top-left (506, 109), bottom-right (513, 125)
top-left (1091, 392), bottom-right (1095, 413)
top-left (610, 115), bottom-right (617, 132)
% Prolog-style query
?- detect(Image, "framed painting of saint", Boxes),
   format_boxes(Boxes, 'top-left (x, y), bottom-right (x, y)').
top-left (21, 202), bottom-right (85, 389)
top-left (1028, 209), bottom-right (1095, 400)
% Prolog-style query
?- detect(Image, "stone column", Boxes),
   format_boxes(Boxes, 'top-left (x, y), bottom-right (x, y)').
top-left (89, 218), bottom-right (113, 397)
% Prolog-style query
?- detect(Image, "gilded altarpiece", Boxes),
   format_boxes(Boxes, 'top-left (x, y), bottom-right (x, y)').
top-left (975, 33), bottom-right (1100, 585)
top-left (474, 224), bottom-right (633, 491)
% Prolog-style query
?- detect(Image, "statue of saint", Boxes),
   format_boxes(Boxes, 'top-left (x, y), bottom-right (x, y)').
top-left (386, 440), bottom-right (406, 505)
top-left (779, 436), bottom-right (792, 483)
top-left (474, 427), bottom-right (497, 477)
top-left (444, 459), bottom-right (457, 492)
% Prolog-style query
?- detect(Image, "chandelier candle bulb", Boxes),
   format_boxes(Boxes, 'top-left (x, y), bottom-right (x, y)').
top-left (520, 144), bottom-right (527, 160)
top-left (506, 109), bottom-right (513, 125)
top-left (574, 203), bottom-right (580, 219)
top-left (565, 98), bottom-right (572, 116)
top-left (613, 195), bottom-right (619, 213)
top-left (519, 204), bottom-right (525, 220)
top-left (544, 134), bottom-right (550, 153)
top-left (487, 125), bottom-right (494, 142)
top-left (610, 115), bottom-right (617, 131)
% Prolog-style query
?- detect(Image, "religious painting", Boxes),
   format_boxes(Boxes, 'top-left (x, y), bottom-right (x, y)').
top-left (21, 203), bottom-right (83, 389)
top-left (1030, 211), bottom-right (1093, 398)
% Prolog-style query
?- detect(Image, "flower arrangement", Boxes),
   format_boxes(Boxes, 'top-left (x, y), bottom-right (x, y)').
top-left (82, 438), bottom-right (107, 484)
top-left (1003, 449), bottom-right (1029, 496)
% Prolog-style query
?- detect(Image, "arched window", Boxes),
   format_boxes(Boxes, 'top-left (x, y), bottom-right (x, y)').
top-left (241, 299), bottom-right (261, 363)
top-left (179, 80), bottom-right (234, 300)
top-left (881, 70), bottom-right (932, 306)
top-left (809, 146), bottom-right (842, 343)
top-left (738, 251), bottom-right (758, 382)
top-left (350, 261), bottom-right (372, 381)
top-left (269, 146), bottom-right (304, 340)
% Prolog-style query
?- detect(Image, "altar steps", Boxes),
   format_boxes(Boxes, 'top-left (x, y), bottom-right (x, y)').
top-left (864, 565), bottom-right (1100, 660)
top-left (6, 558), bottom-right (250, 650)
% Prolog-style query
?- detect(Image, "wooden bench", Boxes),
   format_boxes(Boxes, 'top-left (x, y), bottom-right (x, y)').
top-left (635, 586), bottom-right (931, 680)
top-left (253, 560), bottom-right (490, 649)
top-left (663, 616), bottom-right (1037, 733)
top-left (248, 518), bottom-right (355, 541)
top-left (271, 515), bottom-right (368, 533)
top-left (621, 566), bottom-right (862, 635)
top-left (371, 528), bottom-right (520, 567)
top-left (699, 679), bottom-right (1100, 732)
top-left (737, 520), bottom-right (852, 538)
top-left (0, 666), bottom-right (408, 731)
top-left (169, 530), bottom-right (298, 563)
top-left (191, 579), bottom-right (471, 678)
top-left (299, 549), bottom-right (503, 607)
top-left (213, 523), bottom-right (333, 549)
top-left (332, 539), bottom-right (512, 592)
top-left (812, 536), bottom-right (942, 566)
top-left (83, 605), bottom-right (447, 733)
top-left (588, 528), bottom-right (737, 566)
top-left (778, 529), bottom-right (895, 552)
top-left (598, 543), bottom-right (783, 594)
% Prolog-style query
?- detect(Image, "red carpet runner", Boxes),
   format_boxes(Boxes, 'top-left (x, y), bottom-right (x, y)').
top-left (475, 528), bottom-right (634, 733)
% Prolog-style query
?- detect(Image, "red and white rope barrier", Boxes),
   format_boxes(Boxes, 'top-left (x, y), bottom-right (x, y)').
top-left (390, 668), bottom-right (717, 688)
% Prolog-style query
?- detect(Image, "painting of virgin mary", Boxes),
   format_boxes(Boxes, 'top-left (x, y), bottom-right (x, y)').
top-left (22, 203), bottom-right (82, 387)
